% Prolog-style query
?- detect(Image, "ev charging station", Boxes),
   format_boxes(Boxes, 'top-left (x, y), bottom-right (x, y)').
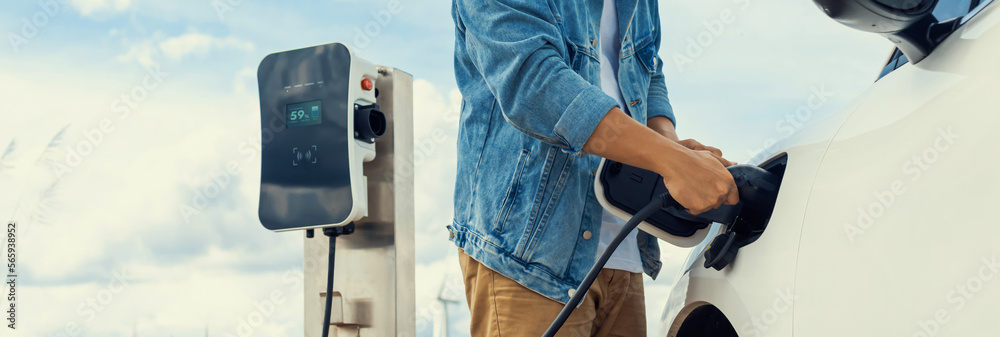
top-left (257, 42), bottom-right (415, 337)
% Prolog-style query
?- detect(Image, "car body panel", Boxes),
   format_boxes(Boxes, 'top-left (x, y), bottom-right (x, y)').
top-left (665, 1), bottom-right (1000, 335)
top-left (793, 3), bottom-right (1000, 334)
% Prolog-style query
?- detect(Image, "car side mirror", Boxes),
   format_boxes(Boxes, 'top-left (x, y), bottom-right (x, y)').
top-left (812, 0), bottom-right (959, 63)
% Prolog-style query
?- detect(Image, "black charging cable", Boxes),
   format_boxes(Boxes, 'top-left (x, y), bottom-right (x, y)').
top-left (541, 194), bottom-right (675, 337)
top-left (320, 223), bottom-right (355, 337)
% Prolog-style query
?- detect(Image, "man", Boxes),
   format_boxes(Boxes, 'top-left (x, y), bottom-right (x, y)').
top-left (448, 0), bottom-right (738, 335)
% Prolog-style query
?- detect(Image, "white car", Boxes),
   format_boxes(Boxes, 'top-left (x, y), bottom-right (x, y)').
top-left (659, 0), bottom-right (1000, 335)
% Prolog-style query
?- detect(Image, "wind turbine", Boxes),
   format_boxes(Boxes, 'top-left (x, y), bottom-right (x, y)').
top-left (434, 273), bottom-right (464, 337)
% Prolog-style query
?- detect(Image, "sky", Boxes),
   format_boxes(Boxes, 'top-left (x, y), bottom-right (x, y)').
top-left (0, 0), bottom-right (891, 336)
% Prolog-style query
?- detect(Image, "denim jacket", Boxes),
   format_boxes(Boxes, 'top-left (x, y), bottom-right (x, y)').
top-left (448, 0), bottom-right (675, 304)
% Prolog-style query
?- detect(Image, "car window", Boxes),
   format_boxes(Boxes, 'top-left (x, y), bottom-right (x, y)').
top-left (876, 0), bottom-right (981, 81)
top-left (877, 49), bottom-right (904, 80)
top-left (934, 0), bottom-right (977, 20)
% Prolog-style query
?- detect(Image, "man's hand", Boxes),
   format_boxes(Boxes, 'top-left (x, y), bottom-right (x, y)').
top-left (583, 108), bottom-right (738, 215)
top-left (661, 149), bottom-right (739, 214)
top-left (647, 116), bottom-right (736, 168)
top-left (677, 139), bottom-right (736, 167)
top-left (645, 117), bottom-right (739, 213)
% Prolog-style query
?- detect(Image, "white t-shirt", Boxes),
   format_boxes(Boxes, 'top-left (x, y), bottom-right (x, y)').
top-left (596, 0), bottom-right (644, 274)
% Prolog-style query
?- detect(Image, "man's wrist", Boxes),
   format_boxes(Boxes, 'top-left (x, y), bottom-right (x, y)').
top-left (651, 137), bottom-right (688, 183)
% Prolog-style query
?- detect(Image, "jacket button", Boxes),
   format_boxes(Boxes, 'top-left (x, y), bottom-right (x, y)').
top-left (567, 288), bottom-right (576, 297)
top-left (449, 232), bottom-right (455, 239)
top-left (582, 230), bottom-right (592, 240)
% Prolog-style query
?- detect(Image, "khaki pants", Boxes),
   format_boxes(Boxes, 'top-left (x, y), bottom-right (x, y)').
top-left (458, 249), bottom-right (646, 337)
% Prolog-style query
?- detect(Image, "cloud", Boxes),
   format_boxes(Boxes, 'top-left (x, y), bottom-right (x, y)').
top-left (22, 264), bottom-right (303, 336)
top-left (70, 0), bottom-right (132, 16)
top-left (233, 66), bottom-right (256, 96)
top-left (159, 32), bottom-right (255, 61)
top-left (0, 53), bottom-right (299, 334)
top-left (117, 40), bottom-right (159, 68)
top-left (115, 32), bottom-right (255, 67)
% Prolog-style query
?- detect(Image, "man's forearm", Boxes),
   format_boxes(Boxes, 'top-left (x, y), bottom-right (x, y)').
top-left (646, 116), bottom-right (678, 142)
top-left (582, 107), bottom-right (687, 180)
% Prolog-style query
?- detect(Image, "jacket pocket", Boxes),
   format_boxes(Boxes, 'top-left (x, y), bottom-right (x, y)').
top-left (492, 148), bottom-right (530, 233)
top-left (633, 36), bottom-right (658, 74)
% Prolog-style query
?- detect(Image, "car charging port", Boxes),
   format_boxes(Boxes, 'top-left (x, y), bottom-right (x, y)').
top-left (354, 103), bottom-right (386, 142)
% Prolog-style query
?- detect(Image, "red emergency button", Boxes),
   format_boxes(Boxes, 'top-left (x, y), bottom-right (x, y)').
top-left (361, 78), bottom-right (374, 91)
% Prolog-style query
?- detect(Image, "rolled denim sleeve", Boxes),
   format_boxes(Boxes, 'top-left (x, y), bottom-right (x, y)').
top-left (455, 0), bottom-right (618, 154)
top-left (645, 0), bottom-right (676, 126)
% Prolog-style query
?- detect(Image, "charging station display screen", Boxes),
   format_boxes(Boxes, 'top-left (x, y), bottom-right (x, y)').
top-left (287, 100), bottom-right (322, 128)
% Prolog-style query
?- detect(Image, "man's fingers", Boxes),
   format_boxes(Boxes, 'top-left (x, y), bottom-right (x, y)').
top-left (704, 146), bottom-right (722, 157)
top-left (678, 139), bottom-right (702, 151)
top-left (686, 207), bottom-right (706, 215)
top-left (683, 197), bottom-right (713, 215)
top-left (711, 153), bottom-right (735, 167)
top-left (685, 187), bottom-right (737, 215)
top-left (679, 139), bottom-right (722, 156)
